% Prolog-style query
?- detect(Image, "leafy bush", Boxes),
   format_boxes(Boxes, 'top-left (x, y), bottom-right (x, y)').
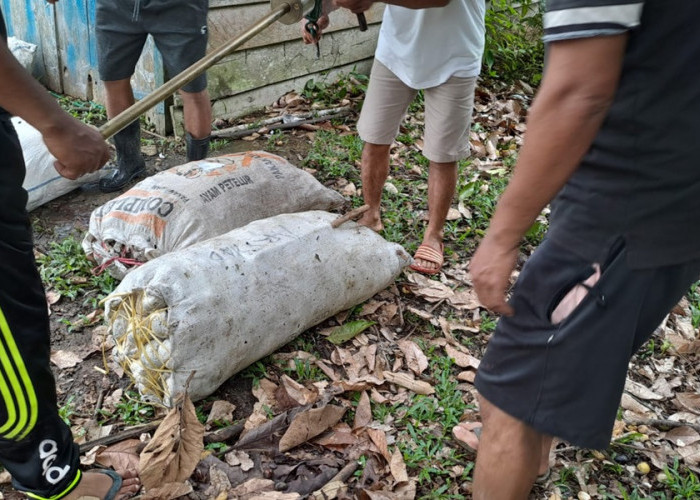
top-left (483, 0), bottom-right (545, 86)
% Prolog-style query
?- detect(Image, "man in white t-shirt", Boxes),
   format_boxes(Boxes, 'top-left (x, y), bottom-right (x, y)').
top-left (303, 0), bottom-right (485, 274)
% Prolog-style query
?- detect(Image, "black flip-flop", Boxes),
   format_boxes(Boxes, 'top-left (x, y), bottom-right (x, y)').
top-left (86, 468), bottom-right (123, 500)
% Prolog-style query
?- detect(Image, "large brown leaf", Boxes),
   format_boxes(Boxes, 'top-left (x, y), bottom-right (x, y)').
top-left (139, 395), bottom-right (204, 490)
top-left (279, 405), bottom-right (346, 452)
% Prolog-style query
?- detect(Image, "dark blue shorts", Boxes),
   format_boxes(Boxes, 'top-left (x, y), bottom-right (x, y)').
top-left (475, 237), bottom-right (700, 449)
top-left (96, 0), bottom-right (209, 93)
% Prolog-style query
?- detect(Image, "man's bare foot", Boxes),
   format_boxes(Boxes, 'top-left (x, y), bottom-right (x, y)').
top-left (63, 469), bottom-right (140, 500)
top-left (357, 211), bottom-right (384, 232)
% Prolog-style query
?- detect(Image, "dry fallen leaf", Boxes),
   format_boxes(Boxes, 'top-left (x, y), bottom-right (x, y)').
top-left (390, 447), bottom-right (409, 483)
top-left (206, 400), bottom-right (237, 427)
top-left (354, 391), bottom-right (372, 429)
top-left (139, 394), bottom-right (205, 490)
top-left (664, 426), bottom-right (700, 447)
top-left (676, 393), bottom-right (700, 414)
top-left (445, 345), bottom-right (481, 370)
top-left (225, 449), bottom-right (255, 471)
top-left (397, 340), bottom-right (429, 376)
top-left (141, 482), bottom-right (193, 500)
top-left (382, 371), bottom-right (435, 396)
top-left (95, 439), bottom-right (141, 475)
top-left (279, 405), bottom-right (346, 452)
top-left (50, 350), bottom-right (83, 369)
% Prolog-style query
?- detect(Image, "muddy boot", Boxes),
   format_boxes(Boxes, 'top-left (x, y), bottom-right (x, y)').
top-left (99, 120), bottom-right (146, 193)
top-left (186, 132), bottom-right (210, 162)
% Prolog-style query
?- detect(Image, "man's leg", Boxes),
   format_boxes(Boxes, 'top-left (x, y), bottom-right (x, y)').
top-left (473, 396), bottom-right (543, 500)
top-left (414, 74), bottom-right (476, 273)
top-left (0, 119), bottom-right (140, 499)
top-left (412, 160), bottom-right (457, 272)
top-left (180, 88), bottom-right (212, 161)
top-left (357, 142), bottom-right (391, 232)
top-left (98, 79), bottom-right (146, 192)
top-left (356, 60), bottom-right (417, 232)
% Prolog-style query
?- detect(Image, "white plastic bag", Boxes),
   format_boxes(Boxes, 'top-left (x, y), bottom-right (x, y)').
top-left (83, 152), bottom-right (346, 279)
top-left (13, 117), bottom-right (100, 212)
top-left (104, 211), bottom-right (411, 406)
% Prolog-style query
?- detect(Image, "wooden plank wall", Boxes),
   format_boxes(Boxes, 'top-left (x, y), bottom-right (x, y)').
top-left (170, 0), bottom-right (384, 135)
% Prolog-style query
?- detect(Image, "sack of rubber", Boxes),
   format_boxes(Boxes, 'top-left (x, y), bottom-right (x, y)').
top-left (104, 211), bottom-right (411, 406)
top-left (82, 152), bottom-right (346, 279)
top-left (14, 117), bottom-right (100, 211)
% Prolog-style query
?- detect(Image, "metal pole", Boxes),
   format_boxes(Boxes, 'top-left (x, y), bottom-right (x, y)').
top-left (99, 0), bottom-right (312, 139)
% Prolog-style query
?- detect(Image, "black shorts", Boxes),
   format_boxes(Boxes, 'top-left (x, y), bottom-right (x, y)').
top-left (96, 0), bottom-right (209, 93)
top-left (475, 237), bottom-right (700, 449)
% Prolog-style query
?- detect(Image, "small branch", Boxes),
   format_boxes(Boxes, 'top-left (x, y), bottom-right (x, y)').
top-left (625, 417), bottom-right (700, 433)
top-left (79, 420), bottom-right (163, 454)
top-left (212, 108), bottom-right (352, 140)
top-left (331, 205), bottom-right (370, 228)
top-left (204, 422), bottom-right (245, 444)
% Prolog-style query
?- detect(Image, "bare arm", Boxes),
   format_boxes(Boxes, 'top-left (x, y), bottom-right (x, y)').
top-left (0, 38), bottom-right (109, 179)
top-left (470, 34), bottom-right (629, 315)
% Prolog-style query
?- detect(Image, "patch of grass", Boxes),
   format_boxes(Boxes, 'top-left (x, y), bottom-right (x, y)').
top-left (209, 138), bottom-right (230, 153)
top-left (687, 281), bottom-right (700, 329)
top-left (58, 395), bottom-right (77, 425)
top-left (36, 236), bottom-right (117, 308)
top-left (304, 129), bottom-right (363, 179)
top-left (283, 358), bottom-right (326, 383)
top-left (379, 346), bottom-right (474, 492)
top-left (664, 459), bottom-right (700, 499)
top-left (302, 69), bottom-right (368, 106)
top-left (241, 360), bottom-right (269, 387)
top-left (52, 93), bottom-right (107, 126)
top-left (99, 390), bottom-right (155, 425)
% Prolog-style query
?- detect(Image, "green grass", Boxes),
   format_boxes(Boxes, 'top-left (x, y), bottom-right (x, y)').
top-left (52, 92), bottom-right (107, 126)
top-left (687, 281), bottom-right (700, 329)
top-left (369, 345), bottom-right (475, 496)
top-left (98, 390), bottom-right (156, 426)
top-left (37, 236), bottom-right (117, 308)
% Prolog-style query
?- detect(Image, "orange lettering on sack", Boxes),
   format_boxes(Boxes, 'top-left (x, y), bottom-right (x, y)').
top-left (108, 213), bottom-right (167, 239)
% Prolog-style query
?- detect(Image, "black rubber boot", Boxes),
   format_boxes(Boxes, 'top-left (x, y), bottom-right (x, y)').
top-left (99, 120), bottom-right (146, 193)
top-left (186, 132), bottom-right (210, 162)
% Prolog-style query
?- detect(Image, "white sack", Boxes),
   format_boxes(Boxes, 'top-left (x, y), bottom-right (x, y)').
top-left (8, 37), bottom-right (37, 71)
top-left (14, 117), bottom-right (100, 212)
top-left (104, 211), bottom-right (411, 406)
top-left (83, 152), bottom-right (346, 279)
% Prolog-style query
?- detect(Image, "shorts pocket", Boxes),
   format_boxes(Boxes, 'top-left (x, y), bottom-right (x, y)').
top-left (548, 264), bottom-right (601, 325)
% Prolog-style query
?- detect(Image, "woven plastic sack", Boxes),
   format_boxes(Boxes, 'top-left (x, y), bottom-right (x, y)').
top-left (82, 152), bottom-right (345, 278)
top-left (13, 117), bottom-right (100, 212)
top-left (104, 211), bottom-right (411, 406)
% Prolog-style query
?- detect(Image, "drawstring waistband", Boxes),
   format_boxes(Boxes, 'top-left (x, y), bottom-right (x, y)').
top-left (132, 0), bottom-right (141, 21)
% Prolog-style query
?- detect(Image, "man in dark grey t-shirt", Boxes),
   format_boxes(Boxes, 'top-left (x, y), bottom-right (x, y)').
top-left (465, 1), bottom-right (700, 498)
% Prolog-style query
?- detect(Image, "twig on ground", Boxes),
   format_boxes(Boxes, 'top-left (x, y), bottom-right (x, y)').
top-left (625, 417), bottom-right (700, 433)
top-left (212, 108), bottom-right (352, 140)
top-left (79, 419), bottom-right (163, 454)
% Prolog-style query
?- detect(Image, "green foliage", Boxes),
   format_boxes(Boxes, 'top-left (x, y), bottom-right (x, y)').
top-left (303, 129), bottom-right (363, 179)
top-left (687, 281), bottom-right (700, 329)
top-left (302, 70), bottom-right (368, 106)
top-left (52, 93), bottom-right (107, 126)
top-left (484, 0), bottom-right (545, 86)
top-left (664, 459), bottom-right (700, 499)
top-left (99, 390), bottom-right (155, 425)
top-left (36, 236), bottom-right (117, 307)
top-left (58, 395), bottom-right (77, 425)
top-left (327, 320), bottom-right (375, 345)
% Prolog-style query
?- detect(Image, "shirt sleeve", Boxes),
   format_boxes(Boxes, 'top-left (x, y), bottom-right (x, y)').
top-left (544, 0), bottom-right (644, 42)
